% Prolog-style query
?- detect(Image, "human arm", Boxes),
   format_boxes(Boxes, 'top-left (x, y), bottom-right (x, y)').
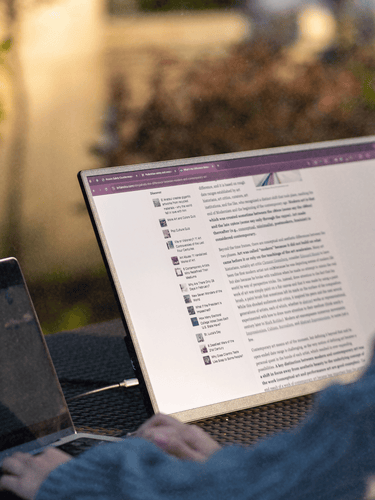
top-left (0, 448), bottom-right (72, 500)
top-left (0, 414), bottom-right (220, 499)
top-left (4, 347), bottom-right (375, 500)
top-left (32, 348), bottom-right (375, 500)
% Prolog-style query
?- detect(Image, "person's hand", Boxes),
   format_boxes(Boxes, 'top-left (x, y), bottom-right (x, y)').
top-left (0, 448), bottom-right (72, 500)
top-left (133, 413), bottom-right (221, 461)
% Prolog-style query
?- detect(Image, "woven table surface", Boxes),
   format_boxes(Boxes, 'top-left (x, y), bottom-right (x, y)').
top-left (46, 319), bottom-right (315, 445)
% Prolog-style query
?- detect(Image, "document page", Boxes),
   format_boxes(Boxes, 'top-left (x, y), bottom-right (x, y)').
top-left (86, 141), bottom-right (375, 418)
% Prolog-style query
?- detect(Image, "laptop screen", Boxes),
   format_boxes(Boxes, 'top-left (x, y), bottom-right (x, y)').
top-left (79, 136), bottom-right (375, 422)
top-left (0, 260), bottom-right (72, 452)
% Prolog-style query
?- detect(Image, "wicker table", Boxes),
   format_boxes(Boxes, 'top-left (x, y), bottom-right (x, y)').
top-left (46, 319), bottom-right (315, 445)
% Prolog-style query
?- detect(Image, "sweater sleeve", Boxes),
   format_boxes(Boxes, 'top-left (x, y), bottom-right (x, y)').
top-left (36, 356), bottom-right (375, 500)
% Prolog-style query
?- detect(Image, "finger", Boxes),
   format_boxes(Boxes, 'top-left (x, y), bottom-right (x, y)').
top-left (141, 413), bottom-right (180, 430)
top-left (135, 413), bottom-right (181, 437)
top-left (151, 429), bottom-right (208, 461)
top-left (136, 419), bottom-right (181, 443)
top-left (37, 447), bottom-right (72, 465)
top-left (0, 449), bottom-right (71, 500)
top-left (135, 414), bottom-right (220, 461)
top-left (134, 414), bottom-right (161, 436)
top-left (171, 426), bottom-right (221, 460)
top-left (183, 425), bottom-right (221, 455)
top-left (0, 463), bottom-right (35, 499)
top-left (0, 473), bottom-right (19, 491)
top-left (1, 453), bottom-right (32, 475)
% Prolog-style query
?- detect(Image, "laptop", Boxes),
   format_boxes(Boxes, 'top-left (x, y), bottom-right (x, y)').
top-left (78, 135), bottom-right (375, 423)
top-left (0, 257), bottom-right (122, 467)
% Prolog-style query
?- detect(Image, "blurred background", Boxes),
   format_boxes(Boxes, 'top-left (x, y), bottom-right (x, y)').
top-left (0, 0), bottom-right (374, 333)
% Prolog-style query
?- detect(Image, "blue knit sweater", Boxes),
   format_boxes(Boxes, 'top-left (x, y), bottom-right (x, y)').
top-left (36, 355), bottom-right (375, 500)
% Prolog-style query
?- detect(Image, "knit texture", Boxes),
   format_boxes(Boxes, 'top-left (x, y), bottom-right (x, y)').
top-left (36, 354), bottom-right (375, 500)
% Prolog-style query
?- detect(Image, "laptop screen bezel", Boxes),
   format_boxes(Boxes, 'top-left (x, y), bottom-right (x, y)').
top-left (0, 258), bottom-right (75, 455)
top-left (78, 136), bottom-right (375, 422)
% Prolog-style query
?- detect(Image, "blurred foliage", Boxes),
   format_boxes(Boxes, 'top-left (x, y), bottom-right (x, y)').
top-left (0, 37), bottom-right (11, 52)
top-left (0, 37), bottom-right (11, 64)
top-left (0, 97), bottom-right (4, 123)
top-left (58, 40), bottom-right (375, 334)
top-left (106, 41), bottom-right (375, 168)
top-left (29, 269), bottom-right (119, 334)
top-left (0, 38), bottom-right (11, 123)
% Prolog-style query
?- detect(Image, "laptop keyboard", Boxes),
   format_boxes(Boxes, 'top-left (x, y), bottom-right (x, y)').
top-left (55, 437), bottom-right (110, 457)
top-left (0, 437), bottom-right (110, 496)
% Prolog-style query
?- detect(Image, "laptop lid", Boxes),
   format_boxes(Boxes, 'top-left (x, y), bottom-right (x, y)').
top-left (0, 258), bottom-right (75, 459)
top-left (79, 136), bottom-right (375, 422)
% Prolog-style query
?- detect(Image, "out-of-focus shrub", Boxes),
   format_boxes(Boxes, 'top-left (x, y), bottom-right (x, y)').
top-left (109, 41), bottom-right (375, 166)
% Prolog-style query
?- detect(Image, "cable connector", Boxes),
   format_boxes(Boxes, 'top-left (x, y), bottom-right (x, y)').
top-left (67, 378), bottom-right (139, 401)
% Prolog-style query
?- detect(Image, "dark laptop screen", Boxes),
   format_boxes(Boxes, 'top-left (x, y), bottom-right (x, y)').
top-left (0, 266), bottom-right (71, 452)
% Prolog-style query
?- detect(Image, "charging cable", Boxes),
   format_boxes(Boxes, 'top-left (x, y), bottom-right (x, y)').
top-left (66, 378), bottom-right (139, 401)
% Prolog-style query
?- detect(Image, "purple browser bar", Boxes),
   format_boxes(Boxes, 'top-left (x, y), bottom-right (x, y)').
top-left (88, 141), bottom-right (375, 196)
